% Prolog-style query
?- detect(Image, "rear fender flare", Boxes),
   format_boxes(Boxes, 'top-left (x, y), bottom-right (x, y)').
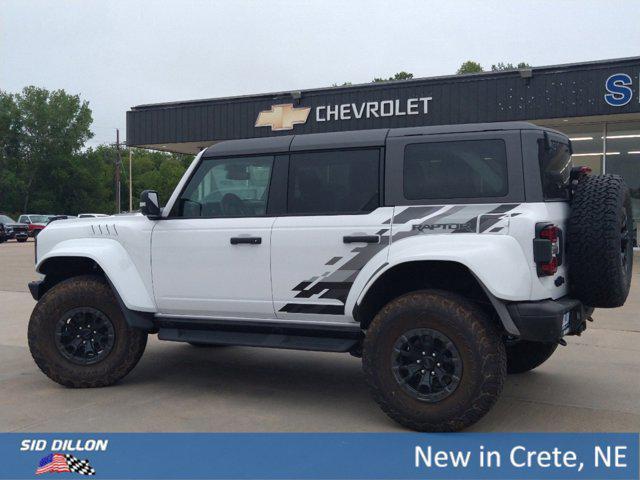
top-left (347, 234), bottom-right (532, 327)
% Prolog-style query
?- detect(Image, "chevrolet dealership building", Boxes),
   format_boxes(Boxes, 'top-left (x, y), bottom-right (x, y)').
top-left (127, 56), bottom-right (640, 222)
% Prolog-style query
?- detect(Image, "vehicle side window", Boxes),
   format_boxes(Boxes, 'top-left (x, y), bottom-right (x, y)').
top-left (18, 216), bottom-right (29, 224)
top-left (403, 140), bottom-right (508, 200)
top-left (172, 156), bottom-right (274, 218)
top-left (287, 149), bottom-right (379, 215)
top-left (538, 139), bottom-right (572, 201)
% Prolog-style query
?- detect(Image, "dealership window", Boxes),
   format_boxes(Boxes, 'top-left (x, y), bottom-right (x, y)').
top-left (602, 121), bottom-right (640, 230)
top-left (287, 149), bottom-right (379, 215)
top-left (173, 156), bottom-right (274, 217)
top-left (556, 123), bottom-right (604, 175)
top-left (539, 120), bottom-right (640, 241)
top-left (403, 139), bottom-right (508, 200)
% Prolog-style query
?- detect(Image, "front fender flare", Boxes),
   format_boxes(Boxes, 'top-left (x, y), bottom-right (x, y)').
top-left (36, 238), bottom-right (156, 313)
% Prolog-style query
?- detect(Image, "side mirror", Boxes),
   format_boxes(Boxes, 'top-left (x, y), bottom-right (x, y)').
top-left (140, 190), bottom-right (161, 218)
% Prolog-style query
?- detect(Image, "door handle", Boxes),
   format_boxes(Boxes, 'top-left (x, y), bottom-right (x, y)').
top-left (230, 237), bottom-right (262, 245)
top-left (343, 235), bottom-right (379, 244)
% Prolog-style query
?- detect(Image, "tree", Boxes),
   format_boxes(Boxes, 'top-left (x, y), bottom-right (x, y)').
top-left (372, 71), bottom-right (414, 83)
top-left (491, 62), bottom-right (531, 71)
top-left (83, 146), bottom-right (193, 214)
top-left (0, 86), bottom-right (193, 216)
top-left (457, 61), bottom-right (531, 75)
top-left (0, 93), bottom-right (21, 211)
top-left (456, 61), bottom-right (484, 75)
top-left (0, 86), bottom-right (94, 213)
top-left (332, 71), bottom-right (414, 87)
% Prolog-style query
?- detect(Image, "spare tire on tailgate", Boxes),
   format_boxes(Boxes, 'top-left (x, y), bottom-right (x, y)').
top-left (567, 174), bottom-right (633, 308)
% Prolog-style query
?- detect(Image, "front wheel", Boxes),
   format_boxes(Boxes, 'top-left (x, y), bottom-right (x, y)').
top-left (28, 275), bottom-right (147, 388)
top-left (363, 290), bottom-right (506, 432)
top-left (17, 238), bottom-right (27, 243)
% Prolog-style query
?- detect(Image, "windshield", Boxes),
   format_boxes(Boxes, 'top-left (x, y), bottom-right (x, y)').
top-left (538, 138), bottom-right (572, 201)
top-left (0, 215), bottom-right (15, 224)
top-left (28, 215), bottom-right (50, 224)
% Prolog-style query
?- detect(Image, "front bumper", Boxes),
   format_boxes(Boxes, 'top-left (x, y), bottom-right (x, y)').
top-left (507, 297), bottom-right (590, 343)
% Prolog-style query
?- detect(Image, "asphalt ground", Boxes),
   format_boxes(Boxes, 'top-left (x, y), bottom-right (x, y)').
top-left (1, 238), bottom-right (638, 432)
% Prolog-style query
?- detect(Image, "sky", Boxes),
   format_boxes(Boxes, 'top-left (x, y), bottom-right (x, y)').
top-left (2, 0), bottom-right (640, 148)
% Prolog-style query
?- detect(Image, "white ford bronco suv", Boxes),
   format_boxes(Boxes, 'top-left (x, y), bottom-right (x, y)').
top-left (28, 122), bottom-right (633, 431)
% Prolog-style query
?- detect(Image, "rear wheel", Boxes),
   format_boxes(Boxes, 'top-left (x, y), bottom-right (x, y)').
top-left (505, 340), bottom-right (557, 374)
top-left (28, 275), bottom-right (147, 388)
top-left (363, 290), bottom-right (506, 432)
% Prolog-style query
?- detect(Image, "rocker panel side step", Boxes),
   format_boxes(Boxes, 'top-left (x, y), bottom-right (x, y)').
top-left (155, 316), bottom-right (363, 352)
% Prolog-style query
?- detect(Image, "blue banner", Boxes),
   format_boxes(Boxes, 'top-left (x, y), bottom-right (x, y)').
top-left (2, 433), bottom-right (637, 479)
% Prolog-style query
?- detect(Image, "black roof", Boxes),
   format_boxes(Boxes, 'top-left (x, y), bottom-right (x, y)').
top-left (202, 121), bottom-right (559, 158)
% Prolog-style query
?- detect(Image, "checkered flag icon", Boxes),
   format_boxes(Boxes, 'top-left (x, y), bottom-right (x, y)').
top-left (64, 454), bottom-right (96, 476)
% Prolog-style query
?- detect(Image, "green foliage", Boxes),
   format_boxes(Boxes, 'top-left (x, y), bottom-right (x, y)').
top-left (491, 62), bottom-right (531, 71)
top-left (0, 86), bottom-right (93, 214)
top-left (457, 61), bottom-right (531, 75)
top-left (0, 86), bottom-right (193, 217)
top-left (333, 72), bottom-right (414, 86)
top-left (372, 71), bottom-right (414, 83)
top-left (456, 61), bottom-right (484, 75)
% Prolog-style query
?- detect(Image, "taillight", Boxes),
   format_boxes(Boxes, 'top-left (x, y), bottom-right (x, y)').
top-left (533, 223), bottom-right (562, 276)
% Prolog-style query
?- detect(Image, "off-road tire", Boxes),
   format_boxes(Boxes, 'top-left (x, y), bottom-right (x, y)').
top-left (28, 275), bottom-right (147, 388)
top-left (362, 290), bottom-right (506, 432)
top-left (567, 174), bottom-right (633, 307)
top-left (505, 340), bottom-right (557, 374)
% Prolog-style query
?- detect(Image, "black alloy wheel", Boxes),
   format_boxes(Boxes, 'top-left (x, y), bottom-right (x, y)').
top-left (54, 307), bottom-right (115, 365)
top-left (391, 328), bottom-right (462, 402)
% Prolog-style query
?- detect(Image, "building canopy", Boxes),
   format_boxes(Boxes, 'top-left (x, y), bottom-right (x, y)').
top-left (126, 57), bottom-right (640, 154)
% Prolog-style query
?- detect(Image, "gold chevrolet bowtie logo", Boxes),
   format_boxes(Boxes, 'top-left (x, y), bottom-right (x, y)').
top-left (255, 103), bottom-right (311, 131)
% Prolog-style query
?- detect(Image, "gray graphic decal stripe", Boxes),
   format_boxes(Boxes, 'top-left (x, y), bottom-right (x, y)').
top-left (388, 206), bottom-right (442, 224)
top-left (478, 204), bottom-right (519, 232)
top-left (280, 203), bottom-right (521, 314)
top-left (280, 304), bottom-right (344, 315)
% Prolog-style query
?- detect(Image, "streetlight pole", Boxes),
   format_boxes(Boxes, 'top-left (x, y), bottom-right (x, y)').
top-left (129, 148), bottom-right (133, 212)
top-left (115, 129), bottom-right (122, 214)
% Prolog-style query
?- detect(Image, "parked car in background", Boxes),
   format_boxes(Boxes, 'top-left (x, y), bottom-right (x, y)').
top-left (0, 223), bottom-right (6, 243)
top-left (47, 215), bottom-right (76, 224)
top-left (77, 213), bottom-right (110, 218)
top-left (17, 214), bottom-right (50, 237)
top-left (0, 214), bottom-right (29, 242)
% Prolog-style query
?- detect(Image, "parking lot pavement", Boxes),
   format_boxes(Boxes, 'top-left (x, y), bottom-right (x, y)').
top-left (1, 239), bottom-right (639, 432)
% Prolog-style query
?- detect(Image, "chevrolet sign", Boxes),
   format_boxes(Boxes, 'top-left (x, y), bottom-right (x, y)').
top-left (255, 97), bottom-right (433, 131)
top-left (255, 104), bottom-right (311, 131)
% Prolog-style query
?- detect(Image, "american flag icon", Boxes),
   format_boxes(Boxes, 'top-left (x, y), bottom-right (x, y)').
top-left (36, 453), bottom-right (96, 476)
